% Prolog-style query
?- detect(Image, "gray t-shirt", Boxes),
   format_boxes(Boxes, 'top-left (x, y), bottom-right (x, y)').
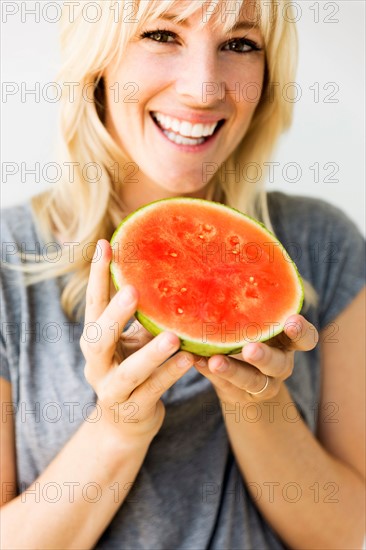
top-left (1, 191), bottom-right (365, 549)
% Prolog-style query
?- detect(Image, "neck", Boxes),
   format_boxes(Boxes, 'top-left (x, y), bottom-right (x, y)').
top-left (118, 177), bottom-right (224, 217)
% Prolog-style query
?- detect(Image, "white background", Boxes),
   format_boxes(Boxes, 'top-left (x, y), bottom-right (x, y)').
top-left (1, 1), bottom-right (365, 235)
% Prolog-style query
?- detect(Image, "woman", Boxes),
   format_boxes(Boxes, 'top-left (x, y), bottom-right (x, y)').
top-left (1, 1), bottom-right (365, 548)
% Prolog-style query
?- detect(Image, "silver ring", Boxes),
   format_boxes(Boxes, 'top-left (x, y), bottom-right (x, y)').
top-left (248, 374), bottom-right (269, 396)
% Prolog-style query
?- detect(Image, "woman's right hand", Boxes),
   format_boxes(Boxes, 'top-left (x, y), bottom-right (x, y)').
top-left (80, 239), bottom-right (197, 443)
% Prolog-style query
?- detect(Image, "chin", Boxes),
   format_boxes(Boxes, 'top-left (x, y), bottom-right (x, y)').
top-left (156, 172), bottom-right (211, 195)
top-left (160, 182), bottom-right (207, 197)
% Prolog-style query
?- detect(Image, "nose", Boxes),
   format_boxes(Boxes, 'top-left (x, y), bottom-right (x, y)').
top-left (174, 45), bottom-right (225, 106)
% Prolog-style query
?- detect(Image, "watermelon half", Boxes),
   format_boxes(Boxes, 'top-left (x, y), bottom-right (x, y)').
top-left (110, 198), bottom-right (303, 356)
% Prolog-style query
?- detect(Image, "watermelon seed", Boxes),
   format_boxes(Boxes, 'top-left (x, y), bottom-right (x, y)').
top-left (249, 276), bottom-right (254, 282)
top-left (198, 235), bottom-right (204, 239)
top-left (158, 281), bottom-right (171, 294)
top-left (203, 224), bottom-right (213, 232)
top-left (169, 252), bottom-right (178, 257)
top-left (180, 287), bottom-right (187, 293)
top-left (229, 235), bottom-right (240, 245)
top-left (177, 308), bottom-right (184, 314)
top-left (245, 288), bottom-right (259, 299)
top-left (231, 250), bottom-right (239, 255)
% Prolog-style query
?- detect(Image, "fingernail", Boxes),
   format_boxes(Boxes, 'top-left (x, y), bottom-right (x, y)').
top-left (195, 356), bottom-right (208, 368)
top-left (215, 358), bottom-right (229, 372)
top-left (246, 345), bottom-right (264, 361)
top-left (285, 320), bottom-right (302, 339)
top-left (158, 333), bottom-right (178, 352)
top-left (118, 287), bottom-right (135, 306)
top-left (177, 353), bottom-right (193, 369)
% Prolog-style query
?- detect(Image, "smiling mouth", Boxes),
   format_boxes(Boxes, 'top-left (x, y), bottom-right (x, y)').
top-left (150, 112), bottom-right (225, 146)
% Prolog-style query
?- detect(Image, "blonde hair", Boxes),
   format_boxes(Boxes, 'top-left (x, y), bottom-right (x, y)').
top-left (4, 0), bottom-right (317, 320)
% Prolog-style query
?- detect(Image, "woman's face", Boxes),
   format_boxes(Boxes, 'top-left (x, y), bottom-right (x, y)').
top-left (104, 6), bottom-right (265, 204)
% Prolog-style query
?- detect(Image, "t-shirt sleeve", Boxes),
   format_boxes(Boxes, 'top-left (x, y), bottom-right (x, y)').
top-left (0, 204), bottom-right (28, 384)
top-left (1, 214), bottom-right (12, 382)
top-left (0, 332), bottom-right (11, 382)
top-left (311, 203), bottom-right (365, 329)
top-left (267, 192), bottom-right (365, 331)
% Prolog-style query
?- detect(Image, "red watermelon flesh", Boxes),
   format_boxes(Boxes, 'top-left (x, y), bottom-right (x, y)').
top-left (110, 198), bottom-right (303, 356)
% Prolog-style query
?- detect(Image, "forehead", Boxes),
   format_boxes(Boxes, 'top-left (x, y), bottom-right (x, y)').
top-left (138, 0), bottom-right (261, 34)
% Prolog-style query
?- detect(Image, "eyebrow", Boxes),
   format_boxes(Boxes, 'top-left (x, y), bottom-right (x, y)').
top-left (159, 14), bottom-right (260, 31)
top-left (230, 21), bottom-right (260, 31)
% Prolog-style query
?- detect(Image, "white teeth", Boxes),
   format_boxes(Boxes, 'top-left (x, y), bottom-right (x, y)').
top-left (191, 123), bottom-right (205, 138)
top-left (154, 112), bottom-right (163, 124)
top-left (152, 111), bottom-right (219, 138)
top-left (164, 130), bottom-right (205, 146)
top-left (203, 124), bottom-right (214, 136)
top-left (171, 118), bottom-right (180, 132)
top-left (180, 121), bottom-right (192, 136)
top-left (169, 131), bottom-right (182, 144)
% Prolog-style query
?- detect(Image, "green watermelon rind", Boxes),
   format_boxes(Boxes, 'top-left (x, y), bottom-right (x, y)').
top-left (110, 197), bottom-right (304, 356)
top-left (135, 310), bottom-right (244, 356)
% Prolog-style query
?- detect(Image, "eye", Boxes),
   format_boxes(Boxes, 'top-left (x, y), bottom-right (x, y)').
top-left (223, 38), bottom-right (261, 54)
top-left (140, 29), bottom-right (177, 44)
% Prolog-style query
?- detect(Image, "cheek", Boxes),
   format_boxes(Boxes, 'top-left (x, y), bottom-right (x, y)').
top-left (224, 58), bottom-right (265, 103)
top-left (105, 52), bottom-right (170, 105)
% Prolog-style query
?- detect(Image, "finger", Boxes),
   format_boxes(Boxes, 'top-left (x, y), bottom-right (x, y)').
top-left (196, 355), bottom-right (276, 398)
top-left (283, 315), bottom-right (319, 351)
top-left (111, 331), bottom-right (181, 400)
top-left (241, 342), bottom-right (294, 380)
top-left (84, 239), bottom-right (112, 325)
top-left (133, 351), bottom-right (196, 408)
top-left (81, 284), bottom-right (138, 379)
top-left (207, 353), bottom-right (280, 393)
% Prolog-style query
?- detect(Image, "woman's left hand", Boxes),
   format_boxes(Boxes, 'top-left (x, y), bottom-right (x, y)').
top-left (195, 314), bottom-right (319, 404)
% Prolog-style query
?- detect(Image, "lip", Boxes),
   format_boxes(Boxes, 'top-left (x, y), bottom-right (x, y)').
top-left (150, 109), bottom-right (226, 124)
top-left (150, 112), bottom-right (225, 153)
